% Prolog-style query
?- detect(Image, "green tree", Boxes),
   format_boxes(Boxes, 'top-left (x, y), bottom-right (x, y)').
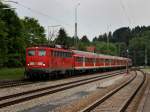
top-left (93, 41), bottom-right (117, 55)
top-left (129, 31), bottom-right (150, 66)
top-left (113, 27), bottom-right (131, 46)
top-left (0, 19), bottom-right (8, 67)
top-left (21, 17), bottom-right (47, 46)
top-left (78, 42), bottom-right (87, 51)
top-left (92, 37), bottom-right (98, 42)
top-left (0, 2), bottom-right (25, 67)
top-left (81, 35), bottom-right (90, 44)
top-left (77, 35), bottom-right (91, 51)
top-left (55, 28), bottom-right (73, 47)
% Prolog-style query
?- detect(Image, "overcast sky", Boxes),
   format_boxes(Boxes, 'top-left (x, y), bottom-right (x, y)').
top-left (5, 0), bottom-right (150, 40)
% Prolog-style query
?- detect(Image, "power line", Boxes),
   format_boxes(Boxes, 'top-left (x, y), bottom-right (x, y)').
top-left (125, 2), bottom-right (136, 26)
top-left (119, 0), bottom-right (132, 27)
top-left (3, 0), bottom-right (73, 27)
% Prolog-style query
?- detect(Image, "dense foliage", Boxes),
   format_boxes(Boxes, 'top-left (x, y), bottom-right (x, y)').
top-left (92, 26), bottom-right (150, 66)
top-left (0, 2), bottom-right (47, 67)
top-left (0, 2), bottom-right (150, 67)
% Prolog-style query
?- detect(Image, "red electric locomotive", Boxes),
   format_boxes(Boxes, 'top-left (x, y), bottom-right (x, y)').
top-left (25, 46), bottom-right (73, 79)
top-left (25, 46), bottom-right (132, 79)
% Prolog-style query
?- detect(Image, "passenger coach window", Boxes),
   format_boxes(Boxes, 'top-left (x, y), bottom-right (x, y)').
top-left (76, 57), bottom-right (83, 62)
top-left (28, 50), bottom-right (35, 56)
top-left (39, 50), bottom-right (46, 56)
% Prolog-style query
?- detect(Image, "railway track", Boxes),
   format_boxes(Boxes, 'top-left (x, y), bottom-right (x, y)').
top-left (79, 70), bottom-right (146, 112)
top-left (0, 70), bottom-right (125, 109)
top-left (0, 79), bottom-right (35, 89)
top-left (0, 70), bottom-right (123, 89)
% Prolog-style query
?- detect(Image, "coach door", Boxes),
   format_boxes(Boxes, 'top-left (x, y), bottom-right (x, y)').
top-left (62, 52), bottom-right (73, 69)
top-left (51, 50), bottom-right (61, 70)
top-left (83, 56), bottom-right (85, 67)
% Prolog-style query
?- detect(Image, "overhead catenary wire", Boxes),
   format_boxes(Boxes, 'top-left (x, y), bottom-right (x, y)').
top-left (125, 2), bottom-right (136, 27)
top-left (119, 0), bottom-right (132, 27)
top-left (2, 0), bottom-right (73, 28)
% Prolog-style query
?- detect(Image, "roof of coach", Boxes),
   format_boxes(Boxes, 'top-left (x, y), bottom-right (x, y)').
top-left (50, 47), bottom-right (72, 52)
top-left (26, 46), bottom-right (72, 52)
top-left (26, 47), bottom-right (131, 60)
top-left (72, 50), bottom-right (96, 57)
top-left (72, 50), bottom-right (128, 59)
top-left (27, 46), bottom-right (48, 49)
top-left (73, 50), bottom-right (131, 61)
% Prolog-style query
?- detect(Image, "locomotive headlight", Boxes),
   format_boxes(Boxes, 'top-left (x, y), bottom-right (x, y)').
top-left (37, 62), bottom-right (45, 66)
top-left (29, 62), bottom-right (34, 65)
top-left (27, 64), bottom-right (30, 66)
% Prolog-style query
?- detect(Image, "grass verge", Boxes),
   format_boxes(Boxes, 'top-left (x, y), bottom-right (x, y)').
top-left (0, 68), bottom-right (24, 80)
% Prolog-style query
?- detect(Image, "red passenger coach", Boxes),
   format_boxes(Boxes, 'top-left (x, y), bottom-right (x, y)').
top-left (25, 46), bottom-right (132, 79)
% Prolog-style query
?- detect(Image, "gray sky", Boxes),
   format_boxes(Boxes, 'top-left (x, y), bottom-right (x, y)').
top-left (5, 0), bottom-right (150, 40)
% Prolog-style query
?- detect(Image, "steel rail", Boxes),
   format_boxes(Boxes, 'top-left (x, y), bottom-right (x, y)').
top-left (79, 71), bottom-right (137, 112)
top-left (0, 70), bottom-right (124, 89)
top-left (0, 71), bottom-right (124, 108)
top-left (0, 80), bottom-right (35, 89)
top-left (117, 70), bottom-right (146, 112)
top-left (0, 71), bottom-right (124, 101)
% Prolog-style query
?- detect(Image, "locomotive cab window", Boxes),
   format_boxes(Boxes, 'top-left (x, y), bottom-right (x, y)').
top-left (39, 50), bottom-right (46, 56)
top-left (28, 50), bottom-right (35, 56)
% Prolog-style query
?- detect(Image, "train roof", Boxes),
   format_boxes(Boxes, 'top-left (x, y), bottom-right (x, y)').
top-left (72, 50), bottom-right (129, 60)
top-left (26, 46), bottom-right (130, 60)
top-left (26, 46), bottom-right (72, 52)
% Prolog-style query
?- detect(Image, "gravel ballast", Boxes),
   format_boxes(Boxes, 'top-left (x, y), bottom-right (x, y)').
top-left (0, 72), bottom-right (127, 112)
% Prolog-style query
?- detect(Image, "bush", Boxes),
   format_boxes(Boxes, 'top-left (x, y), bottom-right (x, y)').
top-left (7, 58), bottom-right (23, 67)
